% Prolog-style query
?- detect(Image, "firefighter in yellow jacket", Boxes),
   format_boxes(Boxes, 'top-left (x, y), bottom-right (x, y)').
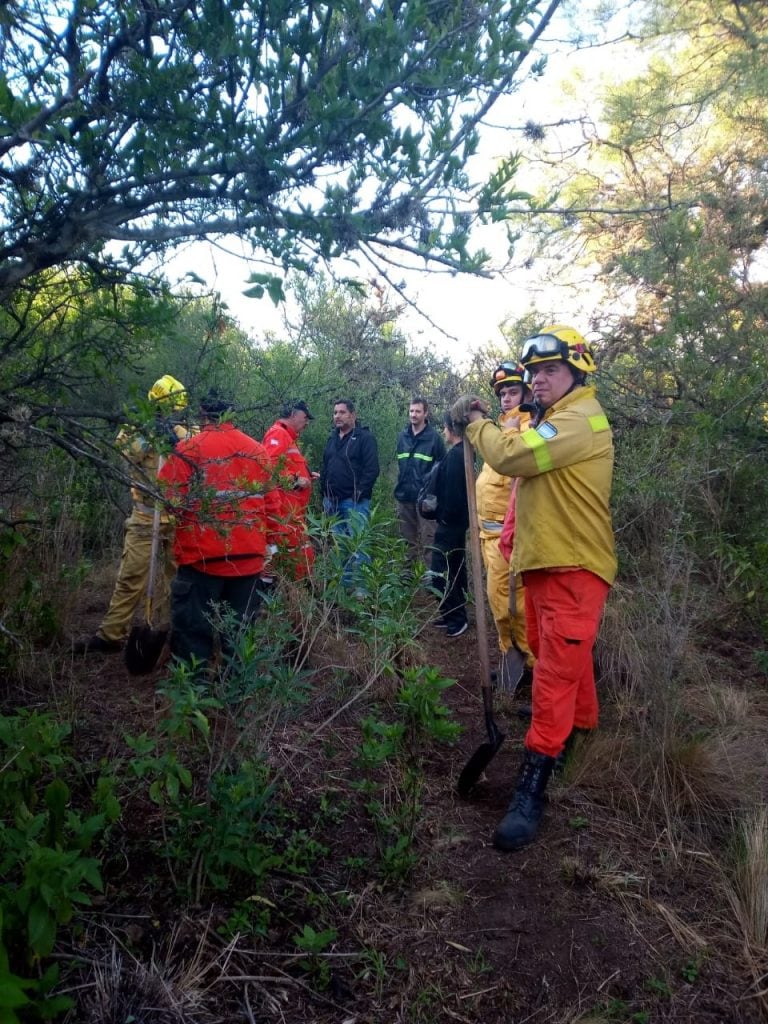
top-left (475, 364), bottom-right (533, 686)
top-left (73, 375), bottom-right (192, 654)
top-left (453, 325), bottom-right (616, 851)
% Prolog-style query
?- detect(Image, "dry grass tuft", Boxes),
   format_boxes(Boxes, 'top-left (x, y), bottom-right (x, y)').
top-left (719, 808), bottom-right (768, 1020)
top-left (598, 577), bottom-right (714, 727)
top-left (728, 807), bottom-right (768, 952)
top-left (657, 729), bottom-right (753, 815)
top-left (560, 853), bottom-right (645, 894)
top-left (651, 900), bottom-right (709, 951)
top-left (81, 944), bottom-right (213, 1024)
top-left (77, 917), bottom-right (244, 1023)
top-left (410, 882), bottom-right (464, 911)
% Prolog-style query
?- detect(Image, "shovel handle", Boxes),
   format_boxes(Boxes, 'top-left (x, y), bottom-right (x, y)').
top-left (144, 454), bottom-right (165, 623)
top-left (462, 440), bottom-right (494, 714)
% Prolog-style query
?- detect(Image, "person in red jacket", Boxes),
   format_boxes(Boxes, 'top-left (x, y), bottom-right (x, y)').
top-left (158, 389), bottom-right (281, 668)
top-left (261, 399), bottom-right (318, 581)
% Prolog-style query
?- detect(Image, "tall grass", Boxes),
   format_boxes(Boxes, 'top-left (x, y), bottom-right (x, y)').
top-left (582, 424), bottom-right (768, 859)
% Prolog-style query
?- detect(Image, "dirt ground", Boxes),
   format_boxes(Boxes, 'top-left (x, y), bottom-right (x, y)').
top-left (12, 582), bottom-right (763, 1024)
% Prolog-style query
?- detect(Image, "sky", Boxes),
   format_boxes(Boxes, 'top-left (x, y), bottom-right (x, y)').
top-left (158, 4), bottom-right (641, 370)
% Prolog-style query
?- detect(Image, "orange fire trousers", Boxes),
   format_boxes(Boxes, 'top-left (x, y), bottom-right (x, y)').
top-left (523, 568), bottom-right (610, 759)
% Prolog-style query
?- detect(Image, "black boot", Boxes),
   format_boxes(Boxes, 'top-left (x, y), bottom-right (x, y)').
top-left (493, 749), bottom-right (556, 851)
top-left (71, 633), bottom-right (122, 655)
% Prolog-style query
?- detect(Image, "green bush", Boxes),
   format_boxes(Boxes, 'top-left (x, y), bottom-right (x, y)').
top-left (0, 711), bottom-right (119, 1022)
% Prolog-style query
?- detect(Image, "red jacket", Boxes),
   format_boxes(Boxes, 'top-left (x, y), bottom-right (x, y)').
top-left (159, 422), bottom-right (280, 576)
top-left (262, 419), bottom-right (313, 526)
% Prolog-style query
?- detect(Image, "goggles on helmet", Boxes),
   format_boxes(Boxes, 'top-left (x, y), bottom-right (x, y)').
top-left (520, 334), bottom-right (572, 364)
top-left (491, 362), bottom-right (525, 393)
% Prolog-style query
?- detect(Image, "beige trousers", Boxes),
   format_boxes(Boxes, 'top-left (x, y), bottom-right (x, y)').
top-left (98, 512), bottom-right (176, 642)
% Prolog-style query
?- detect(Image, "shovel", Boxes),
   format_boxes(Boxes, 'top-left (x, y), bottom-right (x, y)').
top-left (456, 438), bottom-right (506, 798)
top-left (125, 461), bottom-right (168, 675)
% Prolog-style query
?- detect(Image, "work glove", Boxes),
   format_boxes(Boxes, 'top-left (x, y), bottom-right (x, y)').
top-left (450, 394), bottom-right (490, 429)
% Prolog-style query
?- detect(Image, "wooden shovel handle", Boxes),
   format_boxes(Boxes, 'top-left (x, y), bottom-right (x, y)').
top-left (144, 454), bottom-right (165, 623)
top-left (462, 440), bottom-right (493, 710)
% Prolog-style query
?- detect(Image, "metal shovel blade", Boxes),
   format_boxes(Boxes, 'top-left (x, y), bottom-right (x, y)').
top-left (125, 623), bottom-right (168, 675)
top-left (456, 715), bottom-right (506, 798)
top-left (496, 645), bottom-right (526, 694)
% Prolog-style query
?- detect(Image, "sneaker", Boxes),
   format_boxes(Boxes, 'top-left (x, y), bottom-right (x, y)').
top-left (71, 634), bottom-right (122, 655)
top-left (446, 621), bottom-right (468, 638)
top-left (432, 618), bottom-right (449, 629)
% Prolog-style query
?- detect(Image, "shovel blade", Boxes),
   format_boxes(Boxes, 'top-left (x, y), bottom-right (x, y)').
top-left (125, 624), bottom-right (168, 675)
top-left (456, 730), bottom-right (505, 798)
top-left (496, 646), bottom-right (526, 694)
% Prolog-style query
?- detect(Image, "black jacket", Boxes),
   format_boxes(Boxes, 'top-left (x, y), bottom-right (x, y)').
top-left (436, 440), bottom-right (469, 531)
top-left (394, 422), bottom-right (446, 503)
top-left (321, 424), bottom-right (380, 502)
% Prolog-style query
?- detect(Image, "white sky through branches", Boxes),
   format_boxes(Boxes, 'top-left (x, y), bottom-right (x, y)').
top-left (161, 3), bottom-right (644, 370)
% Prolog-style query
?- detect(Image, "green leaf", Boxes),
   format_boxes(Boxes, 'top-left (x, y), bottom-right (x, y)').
top-left (27, 902), bottom-right (56, 958)
top-left (0, 978), bottom-right (32, 1010)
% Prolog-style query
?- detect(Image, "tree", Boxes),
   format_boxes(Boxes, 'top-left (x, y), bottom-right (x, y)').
top-left (0, 0), bottom-right (561, 305)
top-left (509, 0), bottom-right (768, 426)
top-left (506, 0), bottom-right (768, 632)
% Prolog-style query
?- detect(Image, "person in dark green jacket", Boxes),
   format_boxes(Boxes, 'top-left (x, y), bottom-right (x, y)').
top-left (394, 396), bottom-right (445, 572)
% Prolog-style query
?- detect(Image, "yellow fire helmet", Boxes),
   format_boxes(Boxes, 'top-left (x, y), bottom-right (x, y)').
top-left (489, 362), bottom-right (527, 395)
top-left (520, 324), bottom-right (597, 374)
top-left (148, 374), bottom-right (187, 409)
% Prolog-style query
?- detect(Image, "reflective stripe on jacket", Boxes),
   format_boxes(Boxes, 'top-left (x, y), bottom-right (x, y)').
top-left (159, 422), bottom-right (280, 576)
top-left (466, 386), bottom-right (616, 585)
top-left (394, 422), bottom-right (446, 503)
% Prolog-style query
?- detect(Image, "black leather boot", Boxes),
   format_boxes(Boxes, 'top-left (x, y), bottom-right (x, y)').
top-left (493, 749), bottom-right (556, 851)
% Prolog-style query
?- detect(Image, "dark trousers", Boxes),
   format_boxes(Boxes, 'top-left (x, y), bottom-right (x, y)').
top-left (431, 525), bottom-right (467, 628)
top-left (170, 565), bottom-right (263, 667)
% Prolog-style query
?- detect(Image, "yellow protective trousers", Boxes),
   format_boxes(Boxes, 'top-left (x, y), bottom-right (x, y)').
top-left (98, 511), bottom-right (176, 642)
top-left (479, 533), bottom-right (533, 664)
